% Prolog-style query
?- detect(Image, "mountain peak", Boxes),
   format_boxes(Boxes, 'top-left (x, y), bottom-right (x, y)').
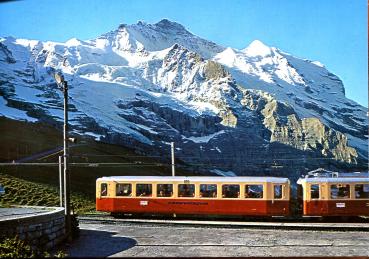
top-left (106, 19), bottom-right (222, 58)
top-left (65, 37), bottom-right (84, 47)
top-left (243, 40), bottom-right (272, 57)
top-left (136, 20), bottom-right (148, 26)
top-left (154, 19), bottom-right (187, 31)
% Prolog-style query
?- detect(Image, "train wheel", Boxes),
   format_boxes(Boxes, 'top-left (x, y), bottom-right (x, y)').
top-left (111, 212), bottom-right (125, 218)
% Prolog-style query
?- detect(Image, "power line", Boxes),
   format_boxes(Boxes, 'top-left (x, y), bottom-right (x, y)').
top-left (70, 154), bottom-right (164, 158)
top-left (0, 162), bottom-right (167, 167)
top-left (0, 156), bottom-right (338, 168)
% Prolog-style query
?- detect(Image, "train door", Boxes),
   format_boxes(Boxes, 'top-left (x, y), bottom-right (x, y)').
top-left (296, 184), bottom-right (303, 216)
top-left (319, 183), bottom-right (328, 215)
top-left (308, 183), bottom-right (321, 215)
top-left (96, 181), bottom-right (111, 212)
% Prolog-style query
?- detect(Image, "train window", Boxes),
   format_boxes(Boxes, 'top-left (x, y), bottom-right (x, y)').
top-left (101, 183), bottom-right (108, 196)
top-left (200, 184), bottom-right (217, 198)
top-left (355, 184), bottom-right (369, 199)
top-left (157, 184), bottom-right (173, 197)
top-left (222, 184), bottom-right (240, 198)
top-left (310, 184), bottom-right (320, 199)
top-left (116, 183), bottom-right (132, 196)
top-left (245, 184), bottom-right (263, 198)
top-left (330, 184), bottom-right (350, 199)
top-left (274, 185), bottom-right (283, 199)
top-left (178, 184), bottom-right (195, 197)
top-left (136, 184), bottom-right (152, 197)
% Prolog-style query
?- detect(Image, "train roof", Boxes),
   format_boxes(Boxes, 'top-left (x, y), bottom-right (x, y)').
top-left (297, 176), bottom-right (369, 184)
top-left (96, 176), bottom-right (290, 184)
top-left (297, 169), bottom-right (368, 184)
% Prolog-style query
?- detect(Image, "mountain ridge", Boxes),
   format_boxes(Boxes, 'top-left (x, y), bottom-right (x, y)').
top-left (0, 19), bottom-right (367, 177)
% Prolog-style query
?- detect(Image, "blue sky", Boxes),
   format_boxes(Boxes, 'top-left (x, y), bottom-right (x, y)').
top-left (0, 0), bottom-right (367, 107)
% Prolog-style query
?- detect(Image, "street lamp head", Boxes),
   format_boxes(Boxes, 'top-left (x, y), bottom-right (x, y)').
top-left (54, 72), bottom-right (65, 85)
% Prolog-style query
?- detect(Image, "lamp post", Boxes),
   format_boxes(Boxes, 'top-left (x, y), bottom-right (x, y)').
top-left (171, 142), bottom-right (175, 177)
top-left (54, 72), bottom-right (71, 240)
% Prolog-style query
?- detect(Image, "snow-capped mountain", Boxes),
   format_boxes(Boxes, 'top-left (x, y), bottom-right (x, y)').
top-left (0, 19), bottom-right (367, 177)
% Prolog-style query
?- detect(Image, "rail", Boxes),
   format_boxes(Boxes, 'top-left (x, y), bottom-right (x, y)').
top-left (78, 214), bottom-right (369, 232)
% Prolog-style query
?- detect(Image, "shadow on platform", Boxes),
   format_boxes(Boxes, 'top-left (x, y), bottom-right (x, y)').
top-left (65, 229), bottom-right (137, 257)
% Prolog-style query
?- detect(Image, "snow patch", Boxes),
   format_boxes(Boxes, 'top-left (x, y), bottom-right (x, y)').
top-left (15, 38), bottom-right (39, 49)
top-left (311, 61), bottom-right (325, 67)
top-left (135, 124), bottom-right (158, 134)
top-left (187, 101), bottom-right (219, 114)
top-left (243, 40), bottom-right (272, 57)
top-left (184, 130), bottom-right (225, 143)
top-left (13, 85), bottom-right (46, 104)
top-left (84, 131), bottom-right (104, 141)
top-left (0, 96), bottom-right (37, 122)
top-left (65, 38), bottom-right (83, 47)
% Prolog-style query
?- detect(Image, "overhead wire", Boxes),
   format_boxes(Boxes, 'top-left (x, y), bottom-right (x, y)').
top-left (0, 156), bottom-right (338, 167)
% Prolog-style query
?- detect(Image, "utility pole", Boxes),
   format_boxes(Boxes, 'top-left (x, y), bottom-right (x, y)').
top-left (62, 79), bottom-right (71, 241)
top-left (54, 72), bottom-right (71, 241)
top-left (59, 155), bottom-right (63, 207)
top-left (171, 142), bottom-right (175, 177)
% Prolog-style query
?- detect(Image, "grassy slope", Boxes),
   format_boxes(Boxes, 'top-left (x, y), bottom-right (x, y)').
top-left (0, 173), bottom-right (95, 213)
top-left (0, 117), bottom-right (198, 213)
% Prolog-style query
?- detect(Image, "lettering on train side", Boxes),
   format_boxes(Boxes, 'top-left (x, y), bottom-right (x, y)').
top-left (336, 203), bottom-right (345, 208)
top-left (168, 201), bottom-right (208, 205)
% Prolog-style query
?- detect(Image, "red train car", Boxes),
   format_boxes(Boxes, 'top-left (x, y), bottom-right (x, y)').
top-left (96, 176), bottom-right (290, 217)
top-left (297, 172), bottom-right (369, 216)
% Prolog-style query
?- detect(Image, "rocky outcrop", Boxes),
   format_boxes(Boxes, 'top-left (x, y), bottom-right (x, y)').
top-left (241, 91), bottom-right (359, 164)
top-left (0, 42), bottom-right (16, 64)
top-left (204, 60), bottom-right (229, 80)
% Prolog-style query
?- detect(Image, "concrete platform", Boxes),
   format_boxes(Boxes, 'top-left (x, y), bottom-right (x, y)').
top-left (79, 216), bottom-right (369, 231)
top-left (67, 222), bottom-right (369, 257)
top-left (0, 206), bottom-right (61, 221)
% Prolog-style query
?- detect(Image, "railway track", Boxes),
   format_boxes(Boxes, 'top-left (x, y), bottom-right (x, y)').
top-left (78, 214), bottom-right (369, 232)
